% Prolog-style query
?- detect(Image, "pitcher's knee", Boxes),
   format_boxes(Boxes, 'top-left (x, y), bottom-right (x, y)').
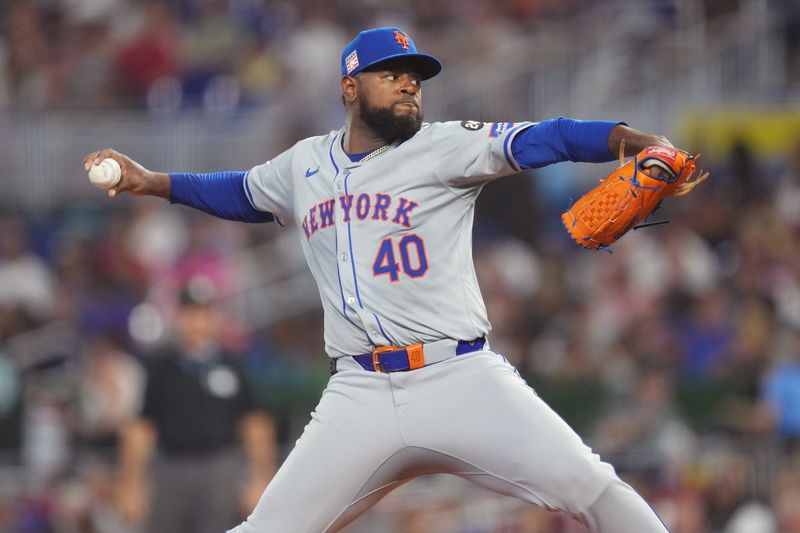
top-left (582, 478), bottom-right (670, 533)
top-left (565, 459), bottom-right (620, 514)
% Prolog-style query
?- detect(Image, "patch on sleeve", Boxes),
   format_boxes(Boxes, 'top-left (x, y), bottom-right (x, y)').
top-left (489, 122), bottom-right (515, 138)
top-left (460, 120), bottom-right (485, 131)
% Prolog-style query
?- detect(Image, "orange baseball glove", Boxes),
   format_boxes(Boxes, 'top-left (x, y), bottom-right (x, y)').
top-left (562, 143), bottom-right (708, 250)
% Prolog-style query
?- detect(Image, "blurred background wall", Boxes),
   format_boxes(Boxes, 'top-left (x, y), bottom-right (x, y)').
top-left (1, 0), bottom-right (800, 531)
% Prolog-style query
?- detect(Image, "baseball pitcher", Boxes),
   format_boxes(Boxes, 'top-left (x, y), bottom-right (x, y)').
top-left (85, 27), bottom-right (685, 532)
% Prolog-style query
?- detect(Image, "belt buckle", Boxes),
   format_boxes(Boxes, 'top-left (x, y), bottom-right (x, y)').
top-left (372, 345), bottom-right (397, 373)
top-left (371, 344), bottom-right (425, 372)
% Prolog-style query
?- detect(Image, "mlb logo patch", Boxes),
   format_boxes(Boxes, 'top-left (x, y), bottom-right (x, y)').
top-left (489, 122), bottom-right (515, 138)
top-left (346, 50), bottom-right (360, 74)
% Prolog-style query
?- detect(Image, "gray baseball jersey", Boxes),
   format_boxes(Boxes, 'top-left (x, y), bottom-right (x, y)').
top-left (231, 120), bottom-right (670, 533)
top-left (245, 120), bottom-right (532, 357)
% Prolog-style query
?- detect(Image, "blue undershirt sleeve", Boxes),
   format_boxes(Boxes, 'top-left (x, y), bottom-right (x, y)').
top-left (511, 117), bottom-right (623, 169)
top-left (169, 171), bottom-right (275, 223)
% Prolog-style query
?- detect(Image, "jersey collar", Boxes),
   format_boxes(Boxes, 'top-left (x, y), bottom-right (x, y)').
top-left (333, 127), bottom-right (400, 170)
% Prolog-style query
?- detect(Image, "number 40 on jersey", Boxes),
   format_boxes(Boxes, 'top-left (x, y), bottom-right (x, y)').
top-left (372, 235), bottom-right (428, 282)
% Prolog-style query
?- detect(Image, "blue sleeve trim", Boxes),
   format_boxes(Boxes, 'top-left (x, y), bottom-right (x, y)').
top-left (243, 172), bottom-right (284, 226)
top-left (243, 172), bottom-right (258, 208)
top-left (503, 123), bottom-right (534, 172)
top-left (169, 171), bottom-right (276, 223)
top-left (511, 118), bottom-right (622, 169)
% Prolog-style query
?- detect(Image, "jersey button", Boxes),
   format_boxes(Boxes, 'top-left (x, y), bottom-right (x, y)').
top-left (347, 297), bottom-right (356, 306)
top-left (340, 253), bottom-right (348, 262)
top-left (336, 181), bottom-right (343, 190)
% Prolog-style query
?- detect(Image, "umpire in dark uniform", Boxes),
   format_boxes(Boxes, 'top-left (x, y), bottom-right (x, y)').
top-left (117, 279), bottom-right (275, 533)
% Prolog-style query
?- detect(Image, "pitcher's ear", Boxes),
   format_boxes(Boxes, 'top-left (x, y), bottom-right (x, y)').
top-left (342, 76), bottom-right (358, 104)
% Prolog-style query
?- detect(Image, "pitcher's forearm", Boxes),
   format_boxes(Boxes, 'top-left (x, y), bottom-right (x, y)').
top-left (115, 170), bottom-right (170, 200)
top-left (142, 171), bottom-right (171, 199)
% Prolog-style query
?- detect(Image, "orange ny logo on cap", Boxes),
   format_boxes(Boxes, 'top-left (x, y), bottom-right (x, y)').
top-left (394, 30), bottom-right (410, 50)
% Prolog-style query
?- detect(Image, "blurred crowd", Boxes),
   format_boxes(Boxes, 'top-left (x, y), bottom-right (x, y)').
top-left (2, 1), bottom-right (800, 532)
top-left (0, 0), bottom-right (593, 112)
top-left (2, 0), bottom-right (800, 115)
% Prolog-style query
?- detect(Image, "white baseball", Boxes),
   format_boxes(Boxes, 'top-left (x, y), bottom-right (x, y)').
top-left (88, 158), bottom-right (122, 190)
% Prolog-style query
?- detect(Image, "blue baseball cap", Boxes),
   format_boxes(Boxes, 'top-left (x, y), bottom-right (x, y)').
top-left (341, 27), bottom-right (442, 80)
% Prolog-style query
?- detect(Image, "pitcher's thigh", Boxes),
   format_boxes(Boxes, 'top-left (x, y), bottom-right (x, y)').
top-left (229, 371), bottom-right (407, 533)
top-left (409, 353), bottom-right (618, 514)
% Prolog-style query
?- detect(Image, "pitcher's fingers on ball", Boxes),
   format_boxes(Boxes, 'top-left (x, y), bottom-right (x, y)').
top-left (84, 151), bottom-right (100, 172)
top-left (93, 148), bottom-right (118, 166)
top-left (108, 185), bottom-right (121, 198)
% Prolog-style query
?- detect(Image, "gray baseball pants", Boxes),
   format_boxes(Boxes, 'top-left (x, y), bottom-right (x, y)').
top-left (228, 350), bottom-right (668, 532)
